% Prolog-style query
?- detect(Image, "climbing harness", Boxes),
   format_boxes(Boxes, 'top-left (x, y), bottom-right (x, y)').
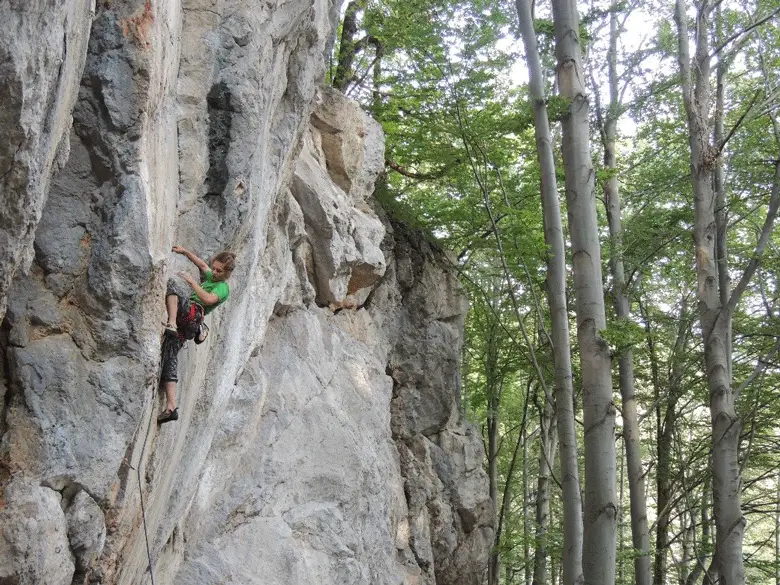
top-left (176, 303), bottom-right (204, 341)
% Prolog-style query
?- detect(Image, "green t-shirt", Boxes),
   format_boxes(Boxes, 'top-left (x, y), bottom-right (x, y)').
top-left (191, 270), bottom-right (229, 314)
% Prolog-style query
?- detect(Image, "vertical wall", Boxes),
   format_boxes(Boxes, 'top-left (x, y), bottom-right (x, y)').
top-left (0, 2), bottom-right (493, 584)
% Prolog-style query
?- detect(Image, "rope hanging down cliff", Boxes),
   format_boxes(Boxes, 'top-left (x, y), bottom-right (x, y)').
top-left (133, 376), bottom-right (158, 585)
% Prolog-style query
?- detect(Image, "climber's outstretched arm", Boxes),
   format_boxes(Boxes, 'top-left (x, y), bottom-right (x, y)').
top-left (173, 245), bottom-right (210, 274)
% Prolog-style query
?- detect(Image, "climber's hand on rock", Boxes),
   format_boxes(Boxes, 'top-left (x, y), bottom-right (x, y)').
top-left (178, 271), bottom-right (194, 285)
top-left (172, 245), bottom-right (187, 255)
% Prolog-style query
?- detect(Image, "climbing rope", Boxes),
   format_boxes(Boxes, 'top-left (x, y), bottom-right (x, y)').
top-left (136, 460), bottom-right (156, 585)
top-left (132, 333), bottom-right (176, 585)
top-left (129, 422), bottom-right (157, 585)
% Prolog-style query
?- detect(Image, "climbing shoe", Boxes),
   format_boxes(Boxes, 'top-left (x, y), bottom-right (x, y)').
top-left (157, 408), bottom-right (179, 424)
top-left (164, 323), bottom-right (178, 335)
top-left (194, 322), bottom-right (209, 345)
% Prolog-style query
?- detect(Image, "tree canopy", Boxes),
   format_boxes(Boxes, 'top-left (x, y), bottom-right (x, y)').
top-left (331, 0), bottom-right (780, 582)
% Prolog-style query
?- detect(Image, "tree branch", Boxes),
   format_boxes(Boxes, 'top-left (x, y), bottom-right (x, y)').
top-left (716, 90), bottom-right (761, 155)
top-left (496, 377), bottom-right (533, 543)
top-left (725, 161), bottom-right (780, 313)
top-left (345, 50), bottom-right (382, 97)
top-left (385, 158), bottom-right (454, 180)
top-left (735, 337), bottom-right (780, 400)
top-left (709, 7), bottom-right (780, 59)
top-left (674, 0), bottom-right (694, 119)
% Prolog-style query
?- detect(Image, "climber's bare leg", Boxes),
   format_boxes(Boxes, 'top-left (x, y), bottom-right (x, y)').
top-left (165, 295), bottom-right (178, 328)
top-left (163, 381), bottom-right (177, 412)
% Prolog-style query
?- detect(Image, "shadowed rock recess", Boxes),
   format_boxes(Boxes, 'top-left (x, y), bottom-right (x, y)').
top-left (0, 1), bottom-right (493, 584)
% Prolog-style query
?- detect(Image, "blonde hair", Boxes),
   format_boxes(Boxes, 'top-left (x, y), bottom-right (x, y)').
top-left (212, 251), bottom-right (236, 275)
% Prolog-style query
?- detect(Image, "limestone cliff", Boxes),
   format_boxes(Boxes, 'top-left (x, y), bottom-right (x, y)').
top-left (0, 1), bottom-right (493, 584)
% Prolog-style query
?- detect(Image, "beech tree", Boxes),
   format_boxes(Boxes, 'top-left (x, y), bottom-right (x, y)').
top-left (675, 1), bottom-right (780, 581)
top-left (589, 2), bottom-right (652, 582)
top-left (516, 1), bottom-right (584, 583)
top-left (550, 0), bottom-right (618, 582)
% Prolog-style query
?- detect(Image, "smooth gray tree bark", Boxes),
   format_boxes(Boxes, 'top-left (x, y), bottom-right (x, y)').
top-left (550, 1), bottom-right (617, 583)
top-left (675, 2), bottom-right (780, 582)
top-left (532, 393), bottom-right (557, 585)
top-left (674, 2), bottom-right (746, 580)
top-left (593, 6), bottom-right (651, 584)
top-left (776, 472), bottom-right (780, 585)
top-left (487, 342), bottom-right (500, 585)
top-left (523, 423), bottom-right (532, 585)
top-left (516, 1), bottom-right (585, 582)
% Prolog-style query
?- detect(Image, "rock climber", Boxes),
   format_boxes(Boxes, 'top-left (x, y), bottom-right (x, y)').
top-left (157, 246), bottom-right (235, 424)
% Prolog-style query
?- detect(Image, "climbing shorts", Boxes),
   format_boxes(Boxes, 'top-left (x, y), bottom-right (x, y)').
top-left (166, 279), bottom-right (204, 341)
top-left (160, 278), bottom-right (204, 383)
top-left (160, 331), bottom-right (183, 383)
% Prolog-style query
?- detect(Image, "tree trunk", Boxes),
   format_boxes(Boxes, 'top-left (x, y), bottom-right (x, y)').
top-left (674, 3), bottom-right (746, 582)
top-left (643, 295), bottom-right (689, 585)
top-left (487, 393), bottom-right (499, 585)
top-left (702, 485), bottom-right (714, 585)
top-left (550, 502), bottom-right (558, 585)
top-left (487, 314), bottom-right (502, 585)
top-left (551, 1), bottom-right (617, 582)
top-left (654, 406), bottom-right (673, 585)
top-left (618, 441), bottom-right (625, 584)
top-left (516, 2), bottom-right (584, 582)
top-left (702, 483), bottom-right (715, 585)
top-left (333, 1), bottom-right (360, 91)
top-left (685, 471), bottom-right (714, 585)
top-left (776, 472), bottom-right (780, 585)
top-left (714, 6), bottom-right (729, 321)
top-left (497, 385), bottom-right (532, 585)
top-left (523, 423), bottom-right (532, 585)
top-left (599, 7), bottom-right (651, 584)
top-left (371, 44), bottom-right (383, 115)
top-left (681, 518), bottom-right (692, 585)
top-left (643, 299), bottom-right (668, 585)
top-left (532, 395), bottom-right (557, 585)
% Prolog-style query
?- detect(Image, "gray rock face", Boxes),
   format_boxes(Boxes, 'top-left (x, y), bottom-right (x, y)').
top-left (291, 87), bottom-right (386, 307)
top-left (172, 309), bottom-right (403, 585)
top-left (0, 0), bottom-right (95, 323)
top-left (377, 222), bottom-right (494, 585)
top-left (0, 478), bottom-right (75, 585)
top-left (66, 490), bottom-right (107, 575)
top-left (0, 1), bottom-right (492, 584)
